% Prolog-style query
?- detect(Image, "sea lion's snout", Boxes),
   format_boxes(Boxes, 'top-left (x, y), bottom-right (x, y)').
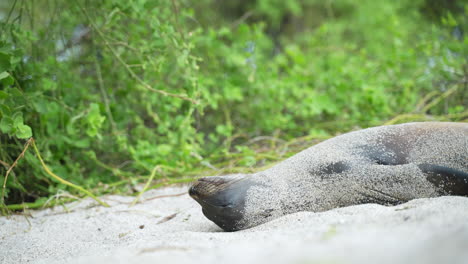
top-left (189, 177), bottom-right (230, 200)
top-left (189, 174), bottom-right (251, 231)
top-left (188, 180), bottom-right (204, 199)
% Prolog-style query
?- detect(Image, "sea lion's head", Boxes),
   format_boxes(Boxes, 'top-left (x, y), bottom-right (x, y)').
top-left (189, 174), bottom-right (254, 231)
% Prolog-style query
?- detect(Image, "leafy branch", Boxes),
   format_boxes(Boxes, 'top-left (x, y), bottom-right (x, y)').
top-left (79, 4), bottom-right (199, 104)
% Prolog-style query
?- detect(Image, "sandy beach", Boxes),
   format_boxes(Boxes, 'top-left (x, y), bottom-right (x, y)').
top-left (1, 185), bottom-right (468, 264)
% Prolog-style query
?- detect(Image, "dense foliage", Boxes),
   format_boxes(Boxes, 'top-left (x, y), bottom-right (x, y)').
top-left (0, 0), bottom-right (467, 207)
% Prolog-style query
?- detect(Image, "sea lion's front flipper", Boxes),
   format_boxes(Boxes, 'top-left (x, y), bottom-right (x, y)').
top-left (355, 187), bottom-right (406, 205)
top-left (350, 162), bottom-right (468, 207)
top-left (418, 164), bottom-right (468, 196)
top-left (349, 163), bottom-right (442, 206)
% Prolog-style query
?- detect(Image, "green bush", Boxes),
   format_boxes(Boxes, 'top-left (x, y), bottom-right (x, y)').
top-left (0, 0), bottom-right (466, 207)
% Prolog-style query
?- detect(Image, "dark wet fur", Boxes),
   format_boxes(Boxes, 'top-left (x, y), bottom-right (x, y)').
top-left (190, 177), bottom-right (253, 231)
top-left (419, 164), bottom-right (468, 196)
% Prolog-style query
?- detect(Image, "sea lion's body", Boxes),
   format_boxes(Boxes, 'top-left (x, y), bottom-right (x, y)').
top-left (190, 122), bottom-right (468, 231)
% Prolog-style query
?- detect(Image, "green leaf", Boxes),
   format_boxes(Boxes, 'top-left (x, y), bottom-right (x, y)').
top-left (0, 90), bottom-right (8, 100)
top-left (42, 78), bottom-right (57, 91)
top-left (0, 71), bottom-right (9, 80)
top-left (156, 144), bottom-right (172, 155)
top-left (240, 156), bottom-right (256, 167)
top-left (15, 124), bottom-right (32, 139)
top-left (0, 116), bottom-right (14, 133)
top-left (32, 98), bottom-right (48, 113)
top-left (10, 50), bottom-right (22, 67)
top-left (64, 136), bottom-right (90, 148)
top-left (0, 52), bottom-right (11, 72)
top-left (86, 103), bottom-right (106, 138)
top-left (0, 71), bottom-right (14, 86)
top-left (73, 138), bottom-right (90, 148)
top-left (13, 112), bottom-right (24, 127)
top-left (10, 88), bottom-right (23, 97)
top-left (215, 124), bottom-right (232, 137)
top-left (0, 104), bottom-right (11, 115)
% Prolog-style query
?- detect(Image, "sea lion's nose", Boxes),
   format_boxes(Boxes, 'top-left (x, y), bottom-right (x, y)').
top-left (189, 177), bottom-right (211, 199)
top-left (189, 175), bottom-right (247, 203)
top-left (188, 175), bottom-right (250, 231)
top-left (188, 184), bottom-right (199, 198)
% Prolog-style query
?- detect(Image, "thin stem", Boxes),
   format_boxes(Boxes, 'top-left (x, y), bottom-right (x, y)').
top-left (131, 165), bottom-right (160, 206)
top-left (31, 139), bottom-right (110, 207)
top-left (94, 56), bottom-right (117, 132)
top-left (421, 86), bottom-right (458, 113)
top-left (2, 0), bottom-right (18, 31)
top-left (170, 0), bottom-right (185, 41)
top-left (1, 138), bottom-right (33, 214)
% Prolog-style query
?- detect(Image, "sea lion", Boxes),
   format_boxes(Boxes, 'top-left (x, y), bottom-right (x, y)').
top-left (189, 122), bottom-right (468, 231)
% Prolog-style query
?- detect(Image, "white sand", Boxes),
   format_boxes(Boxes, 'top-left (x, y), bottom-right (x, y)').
top-left (1, 185), bottom-right (468, 264)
